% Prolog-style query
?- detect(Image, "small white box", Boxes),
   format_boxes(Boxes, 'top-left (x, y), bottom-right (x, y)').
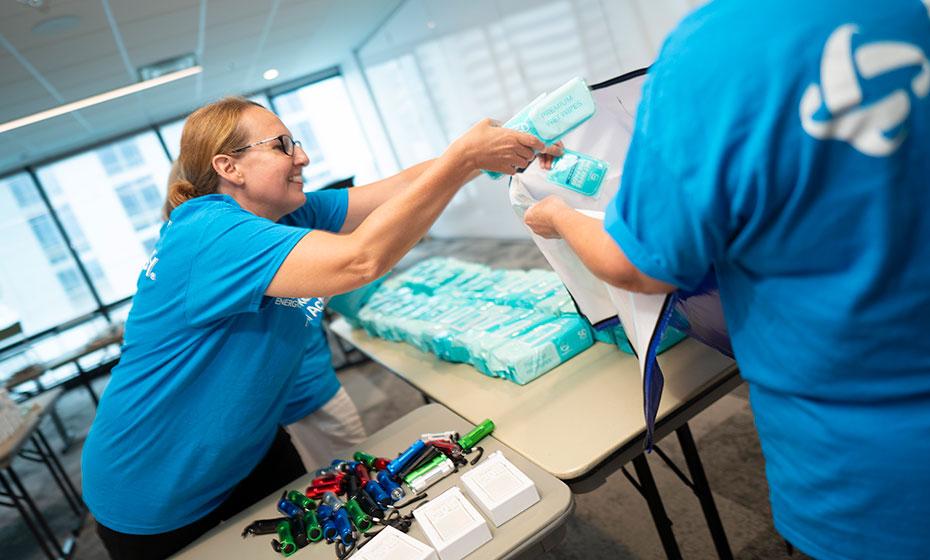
top-left (412, 487), bottom-right (492, 560)
top-left (460, 451), bottom-right (540, 527)
top-left (353, 526), bottom-right (438, 560)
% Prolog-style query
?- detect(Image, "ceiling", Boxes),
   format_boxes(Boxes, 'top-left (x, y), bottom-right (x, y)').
top-left (0, 0), bottom-right (403, 175)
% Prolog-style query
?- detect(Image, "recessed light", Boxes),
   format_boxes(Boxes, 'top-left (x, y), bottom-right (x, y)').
top-left (263, 68), bottom-right (279, 81)
top-left (426, 21), bottom-right (436, 29)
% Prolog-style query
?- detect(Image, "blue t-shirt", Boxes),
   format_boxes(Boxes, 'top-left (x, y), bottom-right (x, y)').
top-left (82, 189), bottom-right (348, 534)
top-left (279, 327), bottom-right (339, 425)
top-left (278, 201), bottom-right (345, 425)
top-left (604, 2), bottom-right (930, 558)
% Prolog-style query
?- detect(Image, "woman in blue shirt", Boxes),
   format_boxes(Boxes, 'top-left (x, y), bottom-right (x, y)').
top-left (82, 96), bottom-right (549, 558)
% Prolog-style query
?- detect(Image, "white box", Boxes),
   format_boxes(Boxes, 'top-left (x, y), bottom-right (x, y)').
top-left (460, 451), bottom-right (540, 527)
top-left (412, 487), bottom-right (492, 560)
top-left (353, 526), bottom-right (438, 560)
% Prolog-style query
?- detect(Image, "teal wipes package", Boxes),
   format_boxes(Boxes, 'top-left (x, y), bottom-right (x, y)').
top-left (329, 277), bottom-right (389, 327)
top-left (546, 150), bottom-right (608, 197)
top-left (485, 77), bottom-right (596, 179)
top-left (355, 258), bottom-right (600, 385)
top-left (487, 315), bottom-right (593, 385)
top-left (528, 78), bottom-right (597, 142)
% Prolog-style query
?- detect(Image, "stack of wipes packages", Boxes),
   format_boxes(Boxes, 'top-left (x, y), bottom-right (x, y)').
top-left (356, 258), bottom-right (593, 385)
top-left (509, 70), bottom-right (731, 447)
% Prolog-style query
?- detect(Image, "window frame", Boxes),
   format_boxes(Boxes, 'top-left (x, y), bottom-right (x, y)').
top-left (0, 65), bottom-right (354, 363)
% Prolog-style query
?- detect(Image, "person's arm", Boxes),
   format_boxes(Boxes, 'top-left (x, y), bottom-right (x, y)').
top-left (340, 142), bottom-right (564, 233)
top-left (339, 159), bottom-right (436, 233)
top-left (523, 196), bottom-right (675, 294)
top-left (267, 119), bottom-right (544, 298)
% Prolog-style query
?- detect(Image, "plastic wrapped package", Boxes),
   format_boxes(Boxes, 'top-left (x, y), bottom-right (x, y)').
top-left (468, 313), bottom-right (553, 377)
top-left (355, 258), bottom-right (600, 385)
top-left (486, 315), bottom-right (593, 384)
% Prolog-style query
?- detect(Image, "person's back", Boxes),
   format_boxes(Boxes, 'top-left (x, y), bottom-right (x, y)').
top-left (603, 1), bottom-right (930, 557)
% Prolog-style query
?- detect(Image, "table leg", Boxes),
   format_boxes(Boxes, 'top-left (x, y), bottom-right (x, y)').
top-left (631, 454), bottom-right (682, 560)
top-left (676, 424), bottom-right (733, 560)
top-left (0, 470), bottom-right (59, 560)
top-left (47, 409), bottom-right (74, 453)
top-left (33, 429), bottom-right (84, 518)
top-left (75, 363), bottom-right (99, 406)
top-left (5, 466), bottom-right (65, 558)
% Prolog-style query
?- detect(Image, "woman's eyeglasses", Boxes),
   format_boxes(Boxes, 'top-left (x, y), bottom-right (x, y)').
top-left (230, 134), bottom-right (302, 157)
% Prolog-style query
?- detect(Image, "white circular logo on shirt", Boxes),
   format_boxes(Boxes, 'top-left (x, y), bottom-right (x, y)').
top-left (800, 24), bottom-right (929, 157)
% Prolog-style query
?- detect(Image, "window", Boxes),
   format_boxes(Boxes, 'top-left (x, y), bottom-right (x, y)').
top-left (273, 76), bottom-right (380, 189)
top-left (97, 142), bottom-right (145, 176)
top-left (356, 0), bottom-right (699, 237)
top-left (36, 132), bottom-right (172, 304)
top-left (9, 174), bottom-right (41, 209)
top-left (56, 207), bottom-right (89, 252)
top-left (0, 174), bottom-right (97, 336)
top-left (158, 118), bottom-right (185, 161)
top-left (116, 177), bottom-right (163, 232)
top-left (28, 215), bottom-right (67, 264)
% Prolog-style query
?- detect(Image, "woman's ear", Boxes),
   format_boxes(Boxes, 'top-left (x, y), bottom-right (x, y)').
top-left (213, 154), bottom-right (244, 185)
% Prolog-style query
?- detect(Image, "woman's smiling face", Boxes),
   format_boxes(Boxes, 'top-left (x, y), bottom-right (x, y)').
top-left (230, 106), bottom-right (309, 220)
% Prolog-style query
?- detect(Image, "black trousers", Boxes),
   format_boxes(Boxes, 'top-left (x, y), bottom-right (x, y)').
top-left (96, 427), bottom-right (306, 560)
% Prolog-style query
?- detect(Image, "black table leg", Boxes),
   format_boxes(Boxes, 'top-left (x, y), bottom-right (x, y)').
top-left (0, 470), bottom-right (58, 560)
top-left (32, 429), bottom-right (84, 518)
top-left (75, 363), bottom-right (99, 406)
top-left (676, 424), bottom-right (733, 560)
top-left (632, 454), bottom-right (683, 560)
top-left (5, 466), bottom-right (65, 558)
top-left (48, 409), bottom-right (74, 453)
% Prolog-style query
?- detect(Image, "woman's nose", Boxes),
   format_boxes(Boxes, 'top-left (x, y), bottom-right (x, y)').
top-left (294, 144), bottom-right (309, 166)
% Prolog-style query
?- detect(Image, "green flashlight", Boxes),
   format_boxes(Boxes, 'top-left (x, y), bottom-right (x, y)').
top-left (457, 419), bottom-right (495, 452)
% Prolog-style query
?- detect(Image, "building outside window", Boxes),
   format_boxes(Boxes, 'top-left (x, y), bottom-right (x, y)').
top-left (36, 132), bottom-right (171, 305)
top-left (0, 174), bottom-right (98, 337)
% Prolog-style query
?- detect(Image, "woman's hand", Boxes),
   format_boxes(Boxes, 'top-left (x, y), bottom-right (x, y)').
top-left (535, 142), bottom-right (564, 171)
top-left (524, 195), bottom-right (571, 238)
top-left (448, 118), bottom-right (545, 174)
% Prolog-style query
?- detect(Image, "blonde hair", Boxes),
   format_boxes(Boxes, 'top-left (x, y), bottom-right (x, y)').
top-left (166, 97), bottom-right (261, 211)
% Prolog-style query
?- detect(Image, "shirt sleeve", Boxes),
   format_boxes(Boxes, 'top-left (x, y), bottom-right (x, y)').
top-left (603, 11), bottom-right (760, 292)
top-left (185, 207), bottom-right (309, 326)
top-left (280, 188), bottom-right (349, 232)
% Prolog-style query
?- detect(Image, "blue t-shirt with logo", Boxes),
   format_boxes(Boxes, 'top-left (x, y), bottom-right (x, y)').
top-left (604, 1), bottom-right (930, 558)
top-left (82, 189), bottom-right (348, 534)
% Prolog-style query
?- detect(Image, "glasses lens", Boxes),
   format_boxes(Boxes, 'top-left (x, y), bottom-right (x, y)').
top-left (280, 135), bottom-right (295, 156)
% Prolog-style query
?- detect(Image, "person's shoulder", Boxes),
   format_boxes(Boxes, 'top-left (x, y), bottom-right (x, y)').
top-left (167, 195), bottom-right (269, 249)
top-left (656, 1), bottom-right (805, 76)
top-left (173, 194), bottom-right (256, 227)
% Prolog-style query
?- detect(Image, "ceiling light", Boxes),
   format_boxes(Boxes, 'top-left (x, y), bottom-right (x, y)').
top-left (263, 68), bottom-right (279, 81)
top-left (0, 66), bottom-right (202, 134)
top-left (139, 53), bottom-right (198, 81)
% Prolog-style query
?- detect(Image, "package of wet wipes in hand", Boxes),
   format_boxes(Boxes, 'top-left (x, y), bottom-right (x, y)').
top-left (485, 77), bottom-right (596, 179)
